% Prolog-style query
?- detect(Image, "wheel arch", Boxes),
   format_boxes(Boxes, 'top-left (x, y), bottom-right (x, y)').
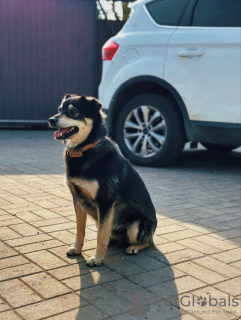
top-left (108, 76), bottom-right (191, 140)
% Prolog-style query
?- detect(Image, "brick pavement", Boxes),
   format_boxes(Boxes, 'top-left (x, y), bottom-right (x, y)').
top-left (0, 130), bottom-right (241, 320)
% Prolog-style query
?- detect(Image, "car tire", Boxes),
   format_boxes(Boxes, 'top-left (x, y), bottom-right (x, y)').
top-left (201, 143), bottom-right (239, 153)
top-left (115, 94), bottom-right (186, 166)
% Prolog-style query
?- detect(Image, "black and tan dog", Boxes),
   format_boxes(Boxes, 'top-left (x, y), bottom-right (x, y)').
top-left (49, 94), bottom-right (157, 266)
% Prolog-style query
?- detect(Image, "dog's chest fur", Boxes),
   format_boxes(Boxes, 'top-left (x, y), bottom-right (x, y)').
top-left (67, 177), bottom-right (99, 220)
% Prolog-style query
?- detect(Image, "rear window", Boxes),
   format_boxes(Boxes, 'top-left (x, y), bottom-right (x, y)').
top-left (146, 0), bottom-right (190, 26)
top-left (192, 0), bottom-right (241, 27)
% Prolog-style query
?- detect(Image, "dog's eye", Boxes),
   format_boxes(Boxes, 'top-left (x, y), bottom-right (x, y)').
top-left (69, 108), bottom-right (78, 116)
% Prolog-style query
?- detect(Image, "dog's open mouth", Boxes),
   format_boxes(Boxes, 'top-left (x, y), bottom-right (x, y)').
top-left (54, 126), bottom-right (79, 140)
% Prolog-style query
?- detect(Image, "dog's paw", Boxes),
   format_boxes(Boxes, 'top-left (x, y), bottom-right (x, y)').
top-left (66, 246), bottom-right (82, 256)
top-left (126, 245), bottom-right (139, 255)
top-left (86, 256), bottom-right (103, 267)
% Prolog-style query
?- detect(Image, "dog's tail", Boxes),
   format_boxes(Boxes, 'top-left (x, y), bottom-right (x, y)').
top-left (137, 218), bottom-right (157, 246)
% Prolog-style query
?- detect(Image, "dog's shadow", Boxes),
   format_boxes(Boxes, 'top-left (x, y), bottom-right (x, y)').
top-left (66, 244), bottom-right (182, 320)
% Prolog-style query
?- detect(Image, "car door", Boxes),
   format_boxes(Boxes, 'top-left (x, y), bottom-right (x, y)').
top-left (164, 0), bottom-right (241, 124)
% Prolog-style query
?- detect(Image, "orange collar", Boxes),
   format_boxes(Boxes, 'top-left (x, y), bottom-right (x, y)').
top-left (66, 139), bottom-right (101, 158)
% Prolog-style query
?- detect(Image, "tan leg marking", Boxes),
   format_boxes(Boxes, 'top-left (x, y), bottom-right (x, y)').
top-left (67, 202), bottom-right (87, 256)
top-left (86, 206), bottom-right (114, 266)
top-left (127, 221), bottom-right (140, 243)
top-left (126, 221), bottom-right (149, 255)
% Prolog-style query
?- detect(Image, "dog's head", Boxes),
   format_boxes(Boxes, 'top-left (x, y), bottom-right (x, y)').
top-left (48, 94), bottom-right (103, 148)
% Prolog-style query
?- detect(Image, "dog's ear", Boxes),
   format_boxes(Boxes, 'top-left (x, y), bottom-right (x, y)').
top-left (64, 94), bottom-right (72, 99)
top-left (62, 93), bottom-right (77, 102)
top-left (84, 96), bottom-right (102, 117)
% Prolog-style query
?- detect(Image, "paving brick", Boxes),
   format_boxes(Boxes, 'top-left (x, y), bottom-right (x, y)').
top-left (155, 224), bottom-right (186, 236)
top-left (48, 230), bottom-right (75, 245)
top-left (0, 255), bottom-right (29, 269)
top-left (82, 239), bottom-right (98, 251)
top-left (40, 222), bottom-right (76, 233)
top-left (175, 261), bottom-right (227, 285)
top-left (6, 234), bottom-right (52, 247)
top-left (177, 238), bottom-right (221, 254)
top-left (176, 315), bottom-right (198, 320)
top-left (230, 260), bottom-right (241, 269)
top-left (104, 254), bottom-right (147, 277)
top-left (26, 251), bottom-right (67, 270)
top-left (80, 285), bottom-right (132, 316)
top-left (225, 219), bottom-right (241, 228)
top-left (145, 243), bottom-right (185, 264)
top-left (15, 239), bottom-right (63, 254)
top-left (192, 219), bottom-right (232, 232)
top-left (152, 234), bottom-right (170, 245)
top-left (49, 263), bottom-right (106, 280)
top-left (161, 248), bottom-right (204, 266)
top-left (103, 278), bottom-right (155, 306)
top-left (0, 310), bottom-right (22, 320)
top-left (0, 279), bottom-right (42, 307)
top-left (179, 223), bottom-right (211, 234)
top-left (14, 211), bottom-right (43, 222)
top-left (162, 229), bottom-right (202, 242)
top-left (0, 298), bottom-right (10, 312)
top-left (48, 246), bottom-right (87, 264)
top-left (6, 206), bottom-right (40, 215)
top-left (31, 209), bottom-right (60, 219)
top-left (63, 268), bottom-right (122, 290)
top-left (124, 252), bottom-right (166, 271)
top-left (0, 214), bottom-right (16, 221)
top-left (0, 217), bottom-right (23, 227)
top-left (17, 293), bottom-right (86, 320)
top-left (228, 236), bottom-right (241, 245)
top-left (0, 242), bottom-right (18, 259)
top-left (10, 223), bottom-right (41, 236)
top-left (0, 263), bottom-right (42, 281)
top-left (156, 242), bottom-right (186, 253)
top-left (193, 235), bottom-right (238, 251)
top-left (169, 203), bottom-right (198, 210)
top-left (22, 272), bottom-right (70, 298)
top-left (47, 305), bottom-right (108, 320)
top-left (211, 248), bottom-right (241, 264)
top-left (207, 229), bottom-right (241, 241)
top-left (82, 228), bottom-right (97, 241)
top-left (32, 217), bottom-right (70, 228)
top-left (129, 266), bottom-right (185, 288)
top-left (214, 277), bottom-right (241, 296)
top-left (149, 275), bottom-right (207, 298)
top-left (30, 199), bottom-right (59, 209)
top-left (192, 256), bottom-right (241, 278)
top-left (111, 302), bottom-right (182, 320)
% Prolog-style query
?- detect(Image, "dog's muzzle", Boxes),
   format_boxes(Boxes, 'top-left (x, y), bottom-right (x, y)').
top-left (48, 117), bottom-right (58, 127)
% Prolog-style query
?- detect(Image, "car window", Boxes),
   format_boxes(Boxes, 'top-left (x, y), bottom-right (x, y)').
top-left (192, 0), bottom-right (241, 27)
top-left (146, 0), bottom-right (190, 26)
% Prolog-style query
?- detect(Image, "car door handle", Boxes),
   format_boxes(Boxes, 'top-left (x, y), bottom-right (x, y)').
top-left (178, 50), bottom-right (203, 57)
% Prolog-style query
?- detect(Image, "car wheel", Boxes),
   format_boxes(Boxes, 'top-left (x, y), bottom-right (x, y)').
top-left (201, 143), bottom-right (239, 153)
top-left (115, 94), bottom-right (186, 166)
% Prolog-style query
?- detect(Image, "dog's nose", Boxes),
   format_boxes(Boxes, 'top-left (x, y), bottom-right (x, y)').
top-left (48, 117), bottom-right (58, 125)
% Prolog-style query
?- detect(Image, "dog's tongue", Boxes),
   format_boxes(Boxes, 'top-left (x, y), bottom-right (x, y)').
top-left (54, 128), bottom-right (70, 139)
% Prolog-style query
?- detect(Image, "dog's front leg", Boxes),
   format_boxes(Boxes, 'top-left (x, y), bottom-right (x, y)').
top-left (67, 202), bottom-right (87, 256)
top-left (86, 206), bottom-right (114, 266)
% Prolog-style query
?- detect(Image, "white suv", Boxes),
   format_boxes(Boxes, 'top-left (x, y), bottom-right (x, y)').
top-left (99, 0), bottom-right (241, 166)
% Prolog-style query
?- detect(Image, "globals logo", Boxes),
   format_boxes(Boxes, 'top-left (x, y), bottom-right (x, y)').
top-left (180, 295), bottom-right (239, 308)
top-left (128, 292), bottom-right (239, 317)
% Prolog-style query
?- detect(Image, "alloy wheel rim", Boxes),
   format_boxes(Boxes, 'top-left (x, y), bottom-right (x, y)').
top-left (123, 105), bottom-right (166, 158)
